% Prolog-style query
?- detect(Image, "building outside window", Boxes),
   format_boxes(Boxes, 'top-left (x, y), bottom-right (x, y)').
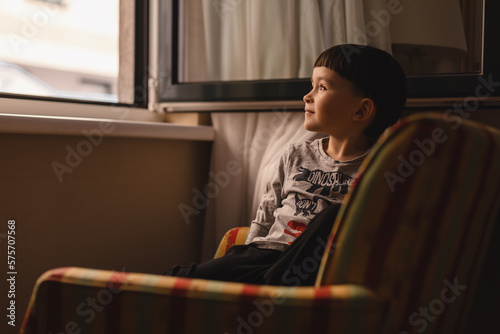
top-left (0, 0), bottom-right (119, 103)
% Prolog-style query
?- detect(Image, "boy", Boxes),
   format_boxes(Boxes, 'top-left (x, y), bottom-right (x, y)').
top-left (165, 44), bottom-right (407, 286)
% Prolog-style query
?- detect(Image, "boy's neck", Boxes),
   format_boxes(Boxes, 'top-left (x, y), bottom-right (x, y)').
top-left (323, 135), bottom-right (372, 161)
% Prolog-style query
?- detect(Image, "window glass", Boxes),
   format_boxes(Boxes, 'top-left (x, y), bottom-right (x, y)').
top-left (159, 0), bottom-right (492, 106)
top-left (0, 0), bottom-right (119, 103)
top-left (177, 0), bottom-right (483, 83)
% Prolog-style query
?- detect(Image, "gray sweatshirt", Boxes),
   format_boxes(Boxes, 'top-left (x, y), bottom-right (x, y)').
top-left (245, 137), bottom-right (368, 251)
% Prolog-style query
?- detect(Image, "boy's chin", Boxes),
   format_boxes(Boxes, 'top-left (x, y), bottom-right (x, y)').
top-left (303, 120), bottom-right (317, 132)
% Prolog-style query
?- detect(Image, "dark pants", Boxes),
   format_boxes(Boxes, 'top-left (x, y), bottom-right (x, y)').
top-left (164, 203), bottom-right (340, 286)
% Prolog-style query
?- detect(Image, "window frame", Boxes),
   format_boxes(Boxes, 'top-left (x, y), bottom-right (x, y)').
top-left (157, 0), bottom-right (500, 112)
top-left (0, 0), bottom-right (149, 110)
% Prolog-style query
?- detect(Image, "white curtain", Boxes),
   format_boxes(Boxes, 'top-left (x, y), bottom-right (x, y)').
top-left (203, 0), bottom-right (325, 80)
top-left (319, 0), bottom-right (392, 52)
top-left (180, 0), bottom-right (392, 258)
top-left (201, 0), bottom-right (391, 81)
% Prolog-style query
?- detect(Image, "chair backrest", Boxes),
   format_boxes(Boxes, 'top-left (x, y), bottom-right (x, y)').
top-left (317, 112), bottom-right (500, 334)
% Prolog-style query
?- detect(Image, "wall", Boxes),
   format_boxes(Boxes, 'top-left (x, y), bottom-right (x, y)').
top-left (0, 131), bottom-right (211, 332)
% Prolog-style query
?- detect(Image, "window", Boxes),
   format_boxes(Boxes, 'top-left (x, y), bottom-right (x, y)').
top-left (157, 0), bottom-right (500, 112)
top-left (0, 0), bottom-right (148, 108)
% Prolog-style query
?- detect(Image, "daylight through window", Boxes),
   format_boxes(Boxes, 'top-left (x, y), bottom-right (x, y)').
top-left (0, 0), bottom-right (119, 103)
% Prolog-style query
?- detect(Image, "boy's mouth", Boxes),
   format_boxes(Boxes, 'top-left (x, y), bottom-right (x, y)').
top-left (305, 109), bottom-right (314, 115)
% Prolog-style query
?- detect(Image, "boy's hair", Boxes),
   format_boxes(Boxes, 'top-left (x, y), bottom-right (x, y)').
top-left (314, 44), bottom-right (407, 140)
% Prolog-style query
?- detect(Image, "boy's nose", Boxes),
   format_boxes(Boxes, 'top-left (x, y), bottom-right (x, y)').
top-left (303, 93), bottom-right (312, 103)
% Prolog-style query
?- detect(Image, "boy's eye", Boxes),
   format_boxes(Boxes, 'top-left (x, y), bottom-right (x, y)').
top-left (319, 85), bottom-right (327, 91)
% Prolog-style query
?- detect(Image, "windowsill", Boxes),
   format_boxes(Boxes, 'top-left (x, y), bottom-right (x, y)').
top-left (1, 96), bottom-right (161, 121)
top-left (0, 113), bottom-right (214, 141)
top-left (0, 97), bottom-right (214, 141)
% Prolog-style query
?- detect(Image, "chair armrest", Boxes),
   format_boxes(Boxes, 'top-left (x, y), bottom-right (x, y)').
top-left (21, 267), bottom-right (388, 334)
top-left (214, 226), bottom-right (250, 258)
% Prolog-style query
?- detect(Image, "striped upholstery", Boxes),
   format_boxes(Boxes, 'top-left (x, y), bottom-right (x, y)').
top-left (214, 227), bottom-right (249, 259)
top-left (21, 268), bottom-right (386, 333)
top-left (318, 112), bottom-right (500, 333)
top-left (21, 113), bottom-right (500, 334)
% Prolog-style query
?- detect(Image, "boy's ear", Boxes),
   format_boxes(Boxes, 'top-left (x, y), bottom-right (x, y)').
top-left (354, 98), bottom-right (375, 122)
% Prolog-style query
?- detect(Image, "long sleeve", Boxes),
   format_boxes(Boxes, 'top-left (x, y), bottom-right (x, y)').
top-left (245, 149), bottom-right (288, 244)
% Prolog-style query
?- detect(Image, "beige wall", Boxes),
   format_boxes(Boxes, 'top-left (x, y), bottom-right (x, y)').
top-left (0, 132), bottom-right (211, 329)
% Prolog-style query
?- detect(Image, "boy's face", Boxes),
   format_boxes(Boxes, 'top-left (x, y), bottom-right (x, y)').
top-left (303, 66), bottom-right (366, 137)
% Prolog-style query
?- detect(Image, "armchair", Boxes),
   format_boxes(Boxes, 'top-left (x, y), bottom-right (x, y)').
top-left (21, 113), bottom-right (500, 333)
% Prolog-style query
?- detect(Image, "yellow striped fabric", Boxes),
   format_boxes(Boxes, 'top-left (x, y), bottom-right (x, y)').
top-left (213, 226), bottom-right (250, 259)
top-left (317, 112), bottom-right (500, 334)
top-left (21, 267), bottom-right (387, 333)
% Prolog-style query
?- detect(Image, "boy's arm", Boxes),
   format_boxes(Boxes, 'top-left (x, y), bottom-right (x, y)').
top-left (245, 149), bottom-right (288, 244)
top-left (245, 187), bottom-right (281, 243)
